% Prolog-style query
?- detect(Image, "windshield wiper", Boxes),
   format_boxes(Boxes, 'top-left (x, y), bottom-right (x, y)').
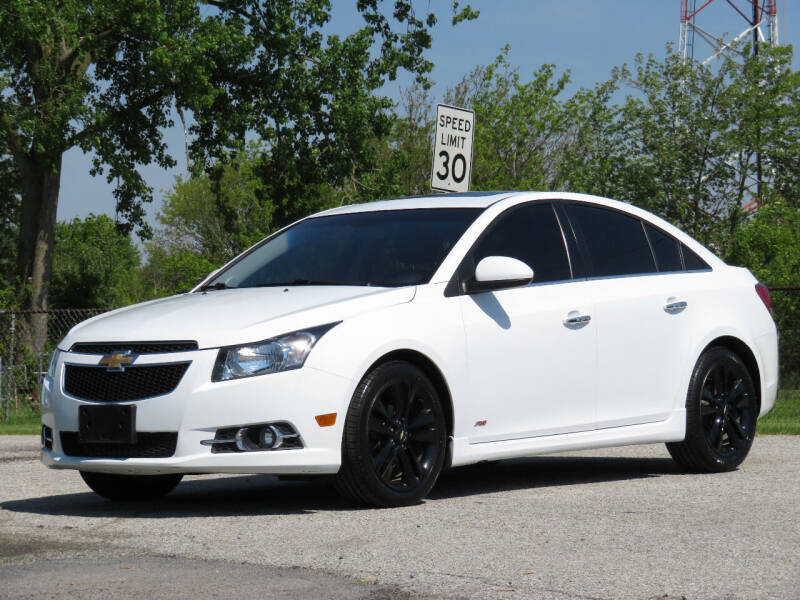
top-left (199, 282), bottom-right (231, 292)
top-left (254, 280), bottom-right (371, 287)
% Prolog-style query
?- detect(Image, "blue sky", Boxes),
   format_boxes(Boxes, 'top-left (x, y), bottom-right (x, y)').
top-left (57, 0), bottom-right (799, 236)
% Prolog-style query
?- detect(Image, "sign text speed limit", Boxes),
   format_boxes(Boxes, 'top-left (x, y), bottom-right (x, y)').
top-left (431, 104), bottom-right (474, 193)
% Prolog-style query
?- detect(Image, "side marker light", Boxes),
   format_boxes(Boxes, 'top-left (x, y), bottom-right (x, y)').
top-left (315, 413), bottom-right (337, 427)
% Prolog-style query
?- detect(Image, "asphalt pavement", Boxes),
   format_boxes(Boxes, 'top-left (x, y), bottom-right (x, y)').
top-left (1, 435), bottom-right (798, 599)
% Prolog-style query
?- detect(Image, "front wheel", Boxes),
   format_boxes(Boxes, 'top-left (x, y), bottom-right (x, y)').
top-left (667, 347), bottom-right (758, 472)
top-left (335, 361), bottom-right (447, 507)
top-left (80, 471), bottom-right (183, 501)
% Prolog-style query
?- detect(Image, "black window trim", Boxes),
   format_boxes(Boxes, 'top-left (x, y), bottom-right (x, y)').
top-left (444, 200), bottom-right (574, 297)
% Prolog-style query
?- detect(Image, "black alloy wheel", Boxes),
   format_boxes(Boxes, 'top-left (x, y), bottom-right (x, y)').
top-left (336, 361), bottom-right (447, 507)
top-left (667, 347), bottom-right (758, 472)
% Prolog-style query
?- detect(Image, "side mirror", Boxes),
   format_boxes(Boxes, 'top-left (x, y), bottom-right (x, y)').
top-left (465, 256), bottom-right (533, 293)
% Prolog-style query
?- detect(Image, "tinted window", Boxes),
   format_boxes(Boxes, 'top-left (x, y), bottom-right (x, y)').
top-left (645, 223), bottom-right (683, 272)
top-left (472, 203), bottom-right (571, 283)
top-left (208, 208), bottom-right (481, 289)
top-left (682, 243), bottom-right (710, 270)
top-left (565, 204), bottom-right (656, 277)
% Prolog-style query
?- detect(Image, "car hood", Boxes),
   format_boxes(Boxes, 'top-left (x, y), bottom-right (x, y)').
top-left (60, 286), bottom-right (416, 350)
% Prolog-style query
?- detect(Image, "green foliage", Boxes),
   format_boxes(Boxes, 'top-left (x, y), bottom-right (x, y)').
top-left (157, 145), bottom-right (273, 264)
top-left (139, 246), bottom-right (216, 299)
top-left (0, 401), bottom-right (41, 434)
top-left (49, 214), bottom-right (140, 308)
top-left (727, 200), bottom-right (800, 285)
top-left (0, 150), bottom-right (19, 299)
top-left (445, 47), bottom-right (572, 191)
top-left (1, 1), bottom-right (474, 330)
top-left (579, 44), bottom-right (800, 253)
top-left (727, 201), bottom-right (800, 383)
top-left (758, 389), bottom-right (800, 435)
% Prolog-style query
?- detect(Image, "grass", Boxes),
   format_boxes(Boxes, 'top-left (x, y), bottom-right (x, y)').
top-left (1, 390), bottom-right (798, 436)
top-left (0, 402), bottom-right (41, 435)
top-left (757, 388), bottom-right (800, 435)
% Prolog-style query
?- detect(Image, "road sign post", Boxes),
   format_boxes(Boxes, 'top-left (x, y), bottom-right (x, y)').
top-left (431, 104), bottom-right (474, 193)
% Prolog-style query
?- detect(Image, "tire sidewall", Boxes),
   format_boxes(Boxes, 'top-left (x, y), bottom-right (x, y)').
top-left (347, 361), bottom-right (447, 506)
top-left (686, 348), bottom-right (757, 471)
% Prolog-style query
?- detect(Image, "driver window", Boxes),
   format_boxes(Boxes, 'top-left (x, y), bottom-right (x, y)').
top-left (472, 203), bottom-right (571, 284)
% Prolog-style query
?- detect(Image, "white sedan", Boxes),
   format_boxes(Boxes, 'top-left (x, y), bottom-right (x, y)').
top-left (40, 192), bottom-right (779, 507)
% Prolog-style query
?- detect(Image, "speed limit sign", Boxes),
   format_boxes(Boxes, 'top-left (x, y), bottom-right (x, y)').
top-left (431, 104), bottom-right (474, 193)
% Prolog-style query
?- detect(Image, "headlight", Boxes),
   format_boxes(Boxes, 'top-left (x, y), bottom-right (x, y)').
top-left (211, 322), bottom-right (340, 382)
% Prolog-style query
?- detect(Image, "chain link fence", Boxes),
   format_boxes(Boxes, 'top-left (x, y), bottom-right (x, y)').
top-left (770, 287), bottom-right (800, 388)
top-left (0, 308), bottom-right (110, 419)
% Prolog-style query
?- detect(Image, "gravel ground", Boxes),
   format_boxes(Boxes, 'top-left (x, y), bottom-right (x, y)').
top-left (1, 435), bottom-right (798, 599)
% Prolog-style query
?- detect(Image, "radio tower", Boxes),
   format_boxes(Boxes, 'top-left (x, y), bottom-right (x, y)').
top-left (679, 0), bottom-right (779, 64)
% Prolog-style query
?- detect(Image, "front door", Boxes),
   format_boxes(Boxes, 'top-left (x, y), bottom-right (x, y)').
top-left (457, 202), bottom-right (597, 443)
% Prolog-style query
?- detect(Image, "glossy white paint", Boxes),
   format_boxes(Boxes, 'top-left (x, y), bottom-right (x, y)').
top-left (42, 192), bottom-right (779, 477)
top-left (473, 255), bottom-right (533, 284)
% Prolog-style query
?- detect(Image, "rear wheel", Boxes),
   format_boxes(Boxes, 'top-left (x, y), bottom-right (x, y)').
top-left (667, 347), bottom-right (758, 472)
top-left (335, 361), bottom-right (447, 507)
top-left (80, 471), bottom-right (183, 501)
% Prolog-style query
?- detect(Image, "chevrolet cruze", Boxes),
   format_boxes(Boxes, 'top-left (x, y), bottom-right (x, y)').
top-left (40, 192), bottom-right (779, 507)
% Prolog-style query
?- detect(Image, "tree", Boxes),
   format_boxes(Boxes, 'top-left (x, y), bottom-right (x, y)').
top-left (154, 145), bottom-right (272, 265)
top-left (445, 48), bottom-right (572, 191)
top-left (0, 150), bottom-right (19, 307)
top-left (49, 214), bottom-right (140, 308)
top-left (594, 45), bottom-right (800, 252)
top-left (0, 0), bottom-right (477, 351)
top-left (138, 246), bottom-right (216, 300)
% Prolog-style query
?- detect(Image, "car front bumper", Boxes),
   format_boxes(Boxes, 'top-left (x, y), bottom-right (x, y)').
top-left (40, 349), bottom-right (352, 475)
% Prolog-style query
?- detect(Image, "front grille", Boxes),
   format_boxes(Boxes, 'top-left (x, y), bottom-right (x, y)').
top-left (64, 363), bottom-right (190, 402)
top-left (60, 431), bottom-right (177, 458)
top-left (71, 341), bottom-right (198, 354)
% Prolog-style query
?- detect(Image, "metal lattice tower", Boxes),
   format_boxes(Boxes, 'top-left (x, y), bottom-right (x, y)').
top-left (679, 0), bottom-right (779, 64)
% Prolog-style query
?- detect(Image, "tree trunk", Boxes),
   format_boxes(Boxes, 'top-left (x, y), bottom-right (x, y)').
top-left (15, 154), bottom-right (62, 357)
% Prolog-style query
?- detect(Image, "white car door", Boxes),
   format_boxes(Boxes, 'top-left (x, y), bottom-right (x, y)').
top-left (562, 203), bottom-right (697, 427)
top-left (457, 202), bottom-right (597, 443)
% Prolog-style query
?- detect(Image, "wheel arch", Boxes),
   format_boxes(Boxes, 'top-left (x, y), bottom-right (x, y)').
top-left (364, 349), bottom-right (455, 464)
top-left (701, 336), bottom-right (762, 410)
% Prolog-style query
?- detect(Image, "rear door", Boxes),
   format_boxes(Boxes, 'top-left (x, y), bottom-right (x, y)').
top-left (561, 202), bottom-right (696, 427)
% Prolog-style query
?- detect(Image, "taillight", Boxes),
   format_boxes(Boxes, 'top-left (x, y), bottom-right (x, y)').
top-left (755, 283), bottom-right (773, 317)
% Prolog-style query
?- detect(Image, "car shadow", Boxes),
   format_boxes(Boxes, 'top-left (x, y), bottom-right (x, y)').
top-left (3, 454), bottom-right (680, 518)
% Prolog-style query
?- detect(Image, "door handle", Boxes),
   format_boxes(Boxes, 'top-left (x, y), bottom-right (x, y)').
top-left (664, 300), bottom-right (688, 313)
top-left (563, 313), bottom-right (591, 326)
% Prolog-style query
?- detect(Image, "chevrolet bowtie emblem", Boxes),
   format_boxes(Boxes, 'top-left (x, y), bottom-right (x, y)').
top-left (98, 351), bottom-right (136, 371)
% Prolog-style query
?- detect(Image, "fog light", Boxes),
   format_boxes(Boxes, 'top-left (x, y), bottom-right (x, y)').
top-left (259, 426), bottom-right (277, 448)
top-left (41, 425), bottom-right (53, 450)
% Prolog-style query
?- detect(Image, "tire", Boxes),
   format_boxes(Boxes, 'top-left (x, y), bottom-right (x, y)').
top-left (80, 471), bottom-right (183, 501)
top-left (667, 347), bottom-right (759, 472)
top-left (335, 361), bottom-right (447, 507)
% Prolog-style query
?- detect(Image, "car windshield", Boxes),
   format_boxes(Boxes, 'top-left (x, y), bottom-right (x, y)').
top-left (203, 208), bottom-right (482, 289)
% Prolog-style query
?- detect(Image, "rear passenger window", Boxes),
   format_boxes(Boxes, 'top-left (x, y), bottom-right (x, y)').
top-left (645, 223), bottom-right (683, 272)
top-left (564, 204), bottom-right (656, 277)
top-left (473, 203), bottom-right (571, 283)
top-left (682, 244), bottom-right (710, 270)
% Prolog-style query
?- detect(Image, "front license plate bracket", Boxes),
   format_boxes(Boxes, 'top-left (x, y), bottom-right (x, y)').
top-left (78, 405), bottom-right (136, 444)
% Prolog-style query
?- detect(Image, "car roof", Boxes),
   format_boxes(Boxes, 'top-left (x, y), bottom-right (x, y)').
top-left (314, 191), bottom-right (525, 216)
